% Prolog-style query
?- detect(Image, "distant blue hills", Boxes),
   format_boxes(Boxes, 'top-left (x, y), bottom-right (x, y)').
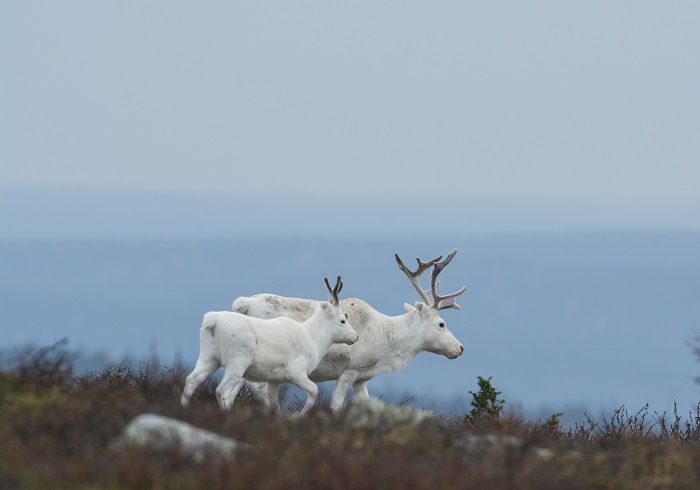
top-left (1, 226), bottom-right (699, 420)
top-left (2, 187), bottom-right (699, 422)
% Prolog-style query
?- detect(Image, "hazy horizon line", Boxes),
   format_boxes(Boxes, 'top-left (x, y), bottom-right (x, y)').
top-left (3, 185), bottom-right (699, 238)
top-left (4, 183), bottom-right (700, 209)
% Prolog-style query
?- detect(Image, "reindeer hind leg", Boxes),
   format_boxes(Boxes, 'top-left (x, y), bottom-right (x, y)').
top-left (181, 357), bottom-right (219, 407)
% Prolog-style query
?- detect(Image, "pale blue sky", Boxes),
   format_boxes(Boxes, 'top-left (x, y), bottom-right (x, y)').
top-left (2, 1), bottom-right (699, 204)
top-left (3, 4), bottom-right (700, 411)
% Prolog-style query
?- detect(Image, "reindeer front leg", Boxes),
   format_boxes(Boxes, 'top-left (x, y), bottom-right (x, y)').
top-left (247, 381), bottom-right (270, 405)
top-left (352, 380), bottom-right (370, 398)
top-left (330, 370), bottom-right (358, 411)
top-left (295, 375), bottom-right (319, 415)
top-left (266, 383), bottom-right (281, 413)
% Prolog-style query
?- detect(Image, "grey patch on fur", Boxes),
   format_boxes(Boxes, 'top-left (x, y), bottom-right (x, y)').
top-left (263, 295), bottom-right (282, 310)
top-left (262, 295), bottom-right (315, 321)
top-left (341, 300), bottom-right (371, 328)
top-left (288, 301), bottom-right (315, 319)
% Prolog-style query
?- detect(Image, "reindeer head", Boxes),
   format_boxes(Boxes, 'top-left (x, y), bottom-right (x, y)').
top-left (320, 276), bottom-right (359, 345)
top-left (395, 250), bottom-right (466, 359)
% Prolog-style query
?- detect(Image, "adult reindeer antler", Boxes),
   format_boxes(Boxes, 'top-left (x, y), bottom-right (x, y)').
top-left (394, 252), bottom-right (442, 305)
top-left (324, 276), bottom-right (343, 306)
top-left (429, 250), bottom-right (467, 310)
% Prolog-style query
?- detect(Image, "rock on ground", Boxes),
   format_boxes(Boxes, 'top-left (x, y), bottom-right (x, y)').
top-left (114, 414), bottom-right (242, 461)
top-left (341, 396), bottom-right (435, 429)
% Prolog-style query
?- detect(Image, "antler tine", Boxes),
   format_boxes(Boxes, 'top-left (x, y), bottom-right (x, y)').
top-left (334, 276), bottom-right (343, 301)
top-left (435, 286), bottom-right (467, 310)
top-left (416, 256), bottom-right (441, 270)
top-left (430, 249), bottom-right (467, 310)
top-left (324, 277), bottom-right (338, 306)
top-left (327, 275), bottom-right (341, 306)
top-left (395, 252), bottom-right (442, 304)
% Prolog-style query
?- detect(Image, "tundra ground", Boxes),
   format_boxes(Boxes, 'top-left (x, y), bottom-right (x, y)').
top-left (2, 344), bottom-right (700, 490)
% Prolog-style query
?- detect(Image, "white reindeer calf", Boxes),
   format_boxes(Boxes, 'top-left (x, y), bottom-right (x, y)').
top-left (181, 277), bottom-right (357, 414)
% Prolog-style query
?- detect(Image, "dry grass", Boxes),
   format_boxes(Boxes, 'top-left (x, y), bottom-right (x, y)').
top-left (2, 343), bottom-right (700, 489)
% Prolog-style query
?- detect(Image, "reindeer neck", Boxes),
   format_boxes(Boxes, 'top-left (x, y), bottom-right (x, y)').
top-left (382, 311), bottom-right (426, 358)
top-left (301, 309), bottom-right (334, 352)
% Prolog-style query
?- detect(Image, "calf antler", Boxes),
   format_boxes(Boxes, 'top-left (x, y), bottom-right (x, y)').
top-left (394, 252), bottom-right (443, 305)
top-left (429, 250), bottom-right (467, 310)
top-left (324, 276), bottom-right (343, 306)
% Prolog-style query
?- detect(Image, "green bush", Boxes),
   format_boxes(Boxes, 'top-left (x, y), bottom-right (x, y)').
top-left (466, 375), bottom-right (505, 422)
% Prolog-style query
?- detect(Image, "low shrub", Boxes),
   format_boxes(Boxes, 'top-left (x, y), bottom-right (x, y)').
top-left (2, 344), bottom-right (700, 489)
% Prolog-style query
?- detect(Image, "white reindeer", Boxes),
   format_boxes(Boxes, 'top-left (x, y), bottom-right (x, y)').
top-left (181, 277), bottom-right (358, 414)
top-left (233, 250), bottom-right (466, 411)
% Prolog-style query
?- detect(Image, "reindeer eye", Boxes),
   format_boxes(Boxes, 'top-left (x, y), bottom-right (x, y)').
top-left (341, 320), bottom-right (346, 324)
top-left (439, 322), bottom-right (445, 328)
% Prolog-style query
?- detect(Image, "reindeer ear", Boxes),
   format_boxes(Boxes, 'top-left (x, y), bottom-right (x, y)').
top-left (403, 303), bottom-right (417, 313)
top-left (320, 302), bottom-right (330, 313)
top-left (414, 302), bottom-right (427, 312)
